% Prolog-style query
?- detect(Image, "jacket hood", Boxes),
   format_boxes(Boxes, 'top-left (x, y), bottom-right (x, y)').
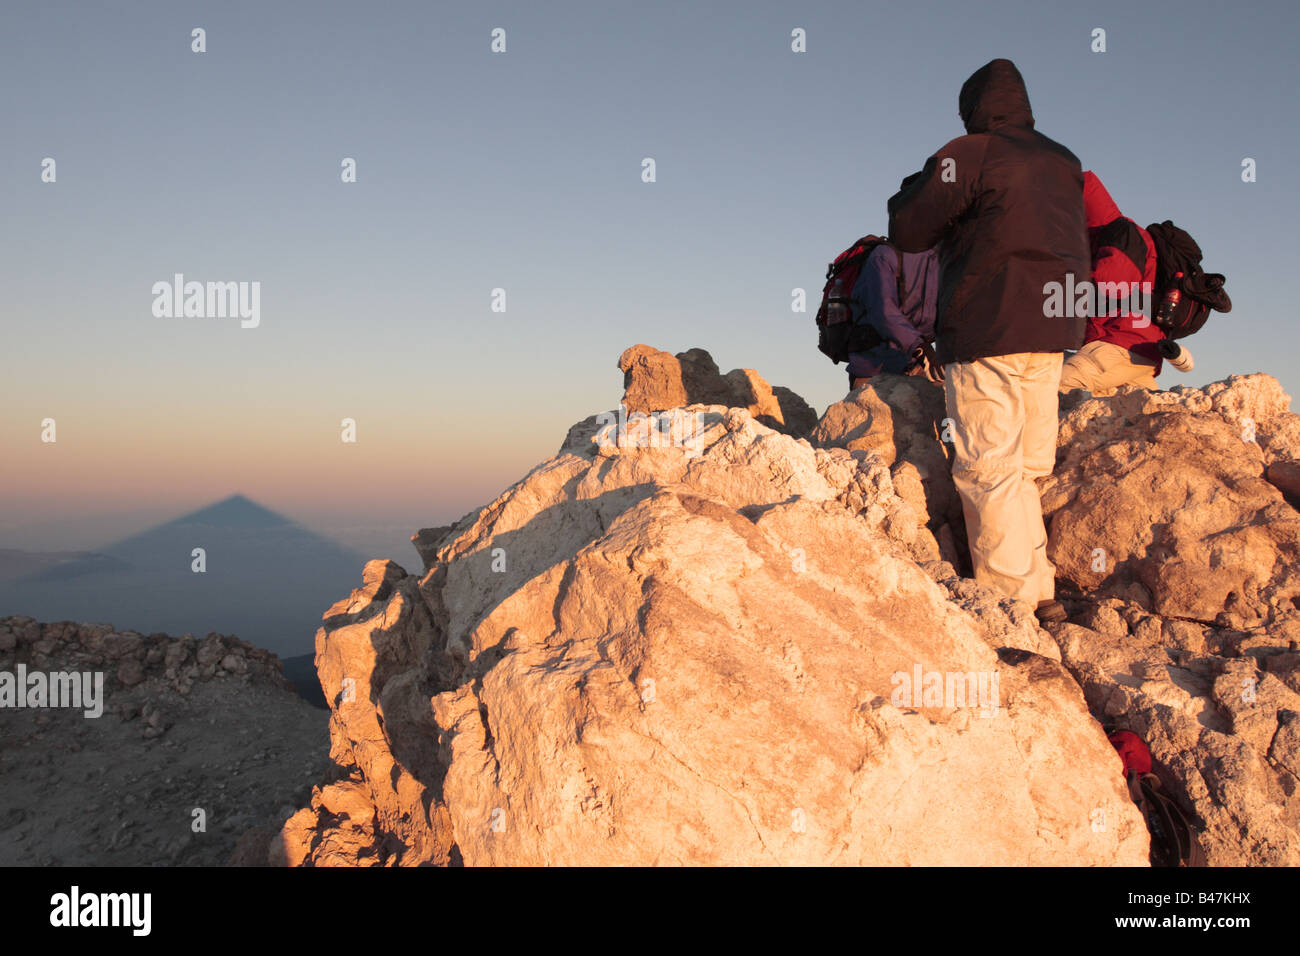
top-left (959, 58), bottom-right (1034, 133)
top-left (1082, 170), bottom-right (1123, 229)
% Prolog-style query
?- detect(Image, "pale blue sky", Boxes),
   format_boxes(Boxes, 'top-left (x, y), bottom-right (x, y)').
top-left (4, 0), bottom-right (1297, 562)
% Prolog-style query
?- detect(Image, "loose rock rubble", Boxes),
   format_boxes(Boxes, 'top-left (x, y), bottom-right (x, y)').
top-left (0, 616), bottom-right (330, 866)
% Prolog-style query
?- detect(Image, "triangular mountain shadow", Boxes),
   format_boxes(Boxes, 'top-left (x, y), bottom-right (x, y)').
top-left (4, 494), bottom-right (367, 657)
top-left (25, 494), bottom-right (346, 582)
top-left (163, 493), bottom-right (292, 530)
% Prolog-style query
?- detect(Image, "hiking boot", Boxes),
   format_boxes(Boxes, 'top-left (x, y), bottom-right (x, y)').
top-left (1035, 599), bottom-right (1068, 624)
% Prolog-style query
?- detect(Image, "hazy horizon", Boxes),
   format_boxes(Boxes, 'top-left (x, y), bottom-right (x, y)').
top-left (6, 0), bottom-right (1299, 585)
top-left (1, 484), bottom-right (496, 567)
top-left (0, 492), bottom-right (370, 656)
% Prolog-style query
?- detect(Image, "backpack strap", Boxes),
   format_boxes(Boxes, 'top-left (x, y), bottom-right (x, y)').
top-left (1130, 772), bottom-right (1208, 867)
top-left (1126, 770), bottom-right (1146, 806)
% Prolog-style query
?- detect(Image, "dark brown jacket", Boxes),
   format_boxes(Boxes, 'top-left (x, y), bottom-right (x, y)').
top-left (888, 59), bottom-right (1090, 365)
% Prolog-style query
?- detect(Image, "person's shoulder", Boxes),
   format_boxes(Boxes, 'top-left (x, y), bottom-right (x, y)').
top-left (851, 247), bottom-right (894, 296)
top-left (864, 243), bottom-right (897, 269)
top-left (923, 133), bottom-right (990, 173)
top-left (1026, 128), bottom-right (1083, 164)
top-left (1134, 220), bottom-right (1157, 256)
top-left (1103, 216), bottom-right (1145, 239)
top-left (935, 131), bottom-right (983, 155)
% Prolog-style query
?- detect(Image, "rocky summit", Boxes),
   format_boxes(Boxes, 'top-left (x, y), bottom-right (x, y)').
top-left (273, 345), bottom-right (1300, 866)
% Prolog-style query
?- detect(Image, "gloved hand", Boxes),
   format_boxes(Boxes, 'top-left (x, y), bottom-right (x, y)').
top-left (1157, 338), bottom-right (1194, 372)
top-left (911, 345), bottom-right (945, 384)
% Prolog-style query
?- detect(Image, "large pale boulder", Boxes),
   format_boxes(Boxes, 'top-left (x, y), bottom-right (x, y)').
top-left (281, 401), bottom-right (1146, 865)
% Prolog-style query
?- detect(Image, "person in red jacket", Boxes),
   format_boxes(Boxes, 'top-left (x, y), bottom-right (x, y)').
top-left (1059, 171), bottom-right (1193, 394)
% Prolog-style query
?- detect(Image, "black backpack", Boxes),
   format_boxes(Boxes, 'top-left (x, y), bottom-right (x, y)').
top-left (814, 236), bottom-right (904, 364)
top-left (1146, 221), bottom-right (1232, 340)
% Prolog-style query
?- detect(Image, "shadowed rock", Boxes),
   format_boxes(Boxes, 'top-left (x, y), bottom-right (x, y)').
top-left (1266, 460), bottom-right (1300, 505)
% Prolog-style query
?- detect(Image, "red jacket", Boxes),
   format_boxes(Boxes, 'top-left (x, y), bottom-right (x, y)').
top-left (1082, 171), bottom-right (1165, 372)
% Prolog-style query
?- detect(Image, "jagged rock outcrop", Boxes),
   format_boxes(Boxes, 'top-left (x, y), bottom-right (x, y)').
top-left (278, 352), bottom-right (1300, 867)
top-left (1027, 377), bottom-right (1300, 865)
top-left (1043, 376), bottom-right (1300, 627)
top-left (811, 372), bottom-right (1300, 864)
top-left (618, 344), bottom-right (818, 439)
top-left (815, 373), bottom-right (1300, 628)
top-left (0, 617), bottom-right (328, 865)
top-left (276, 559), bottom-right (455, 866)
top-left (1049, 600), bottom-right (1300, 865)
top-left (278, 360), bottom-right (1147, 865)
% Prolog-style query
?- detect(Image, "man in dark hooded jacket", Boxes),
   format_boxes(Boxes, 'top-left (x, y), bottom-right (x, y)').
top-left (887, 58), bottom-right (1089, 624)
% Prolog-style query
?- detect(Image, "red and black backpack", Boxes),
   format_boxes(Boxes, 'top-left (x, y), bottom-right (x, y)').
top-left (1108, 728), bottom-right (1207, 867)
top-left (813, 235), bottom-right (904, 364)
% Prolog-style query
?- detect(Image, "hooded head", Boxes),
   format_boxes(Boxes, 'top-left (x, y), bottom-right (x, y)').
top-left (1082, 170), bottom-right (1123, 229)
top-left (958, 58), bottom-right (1034, 133)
